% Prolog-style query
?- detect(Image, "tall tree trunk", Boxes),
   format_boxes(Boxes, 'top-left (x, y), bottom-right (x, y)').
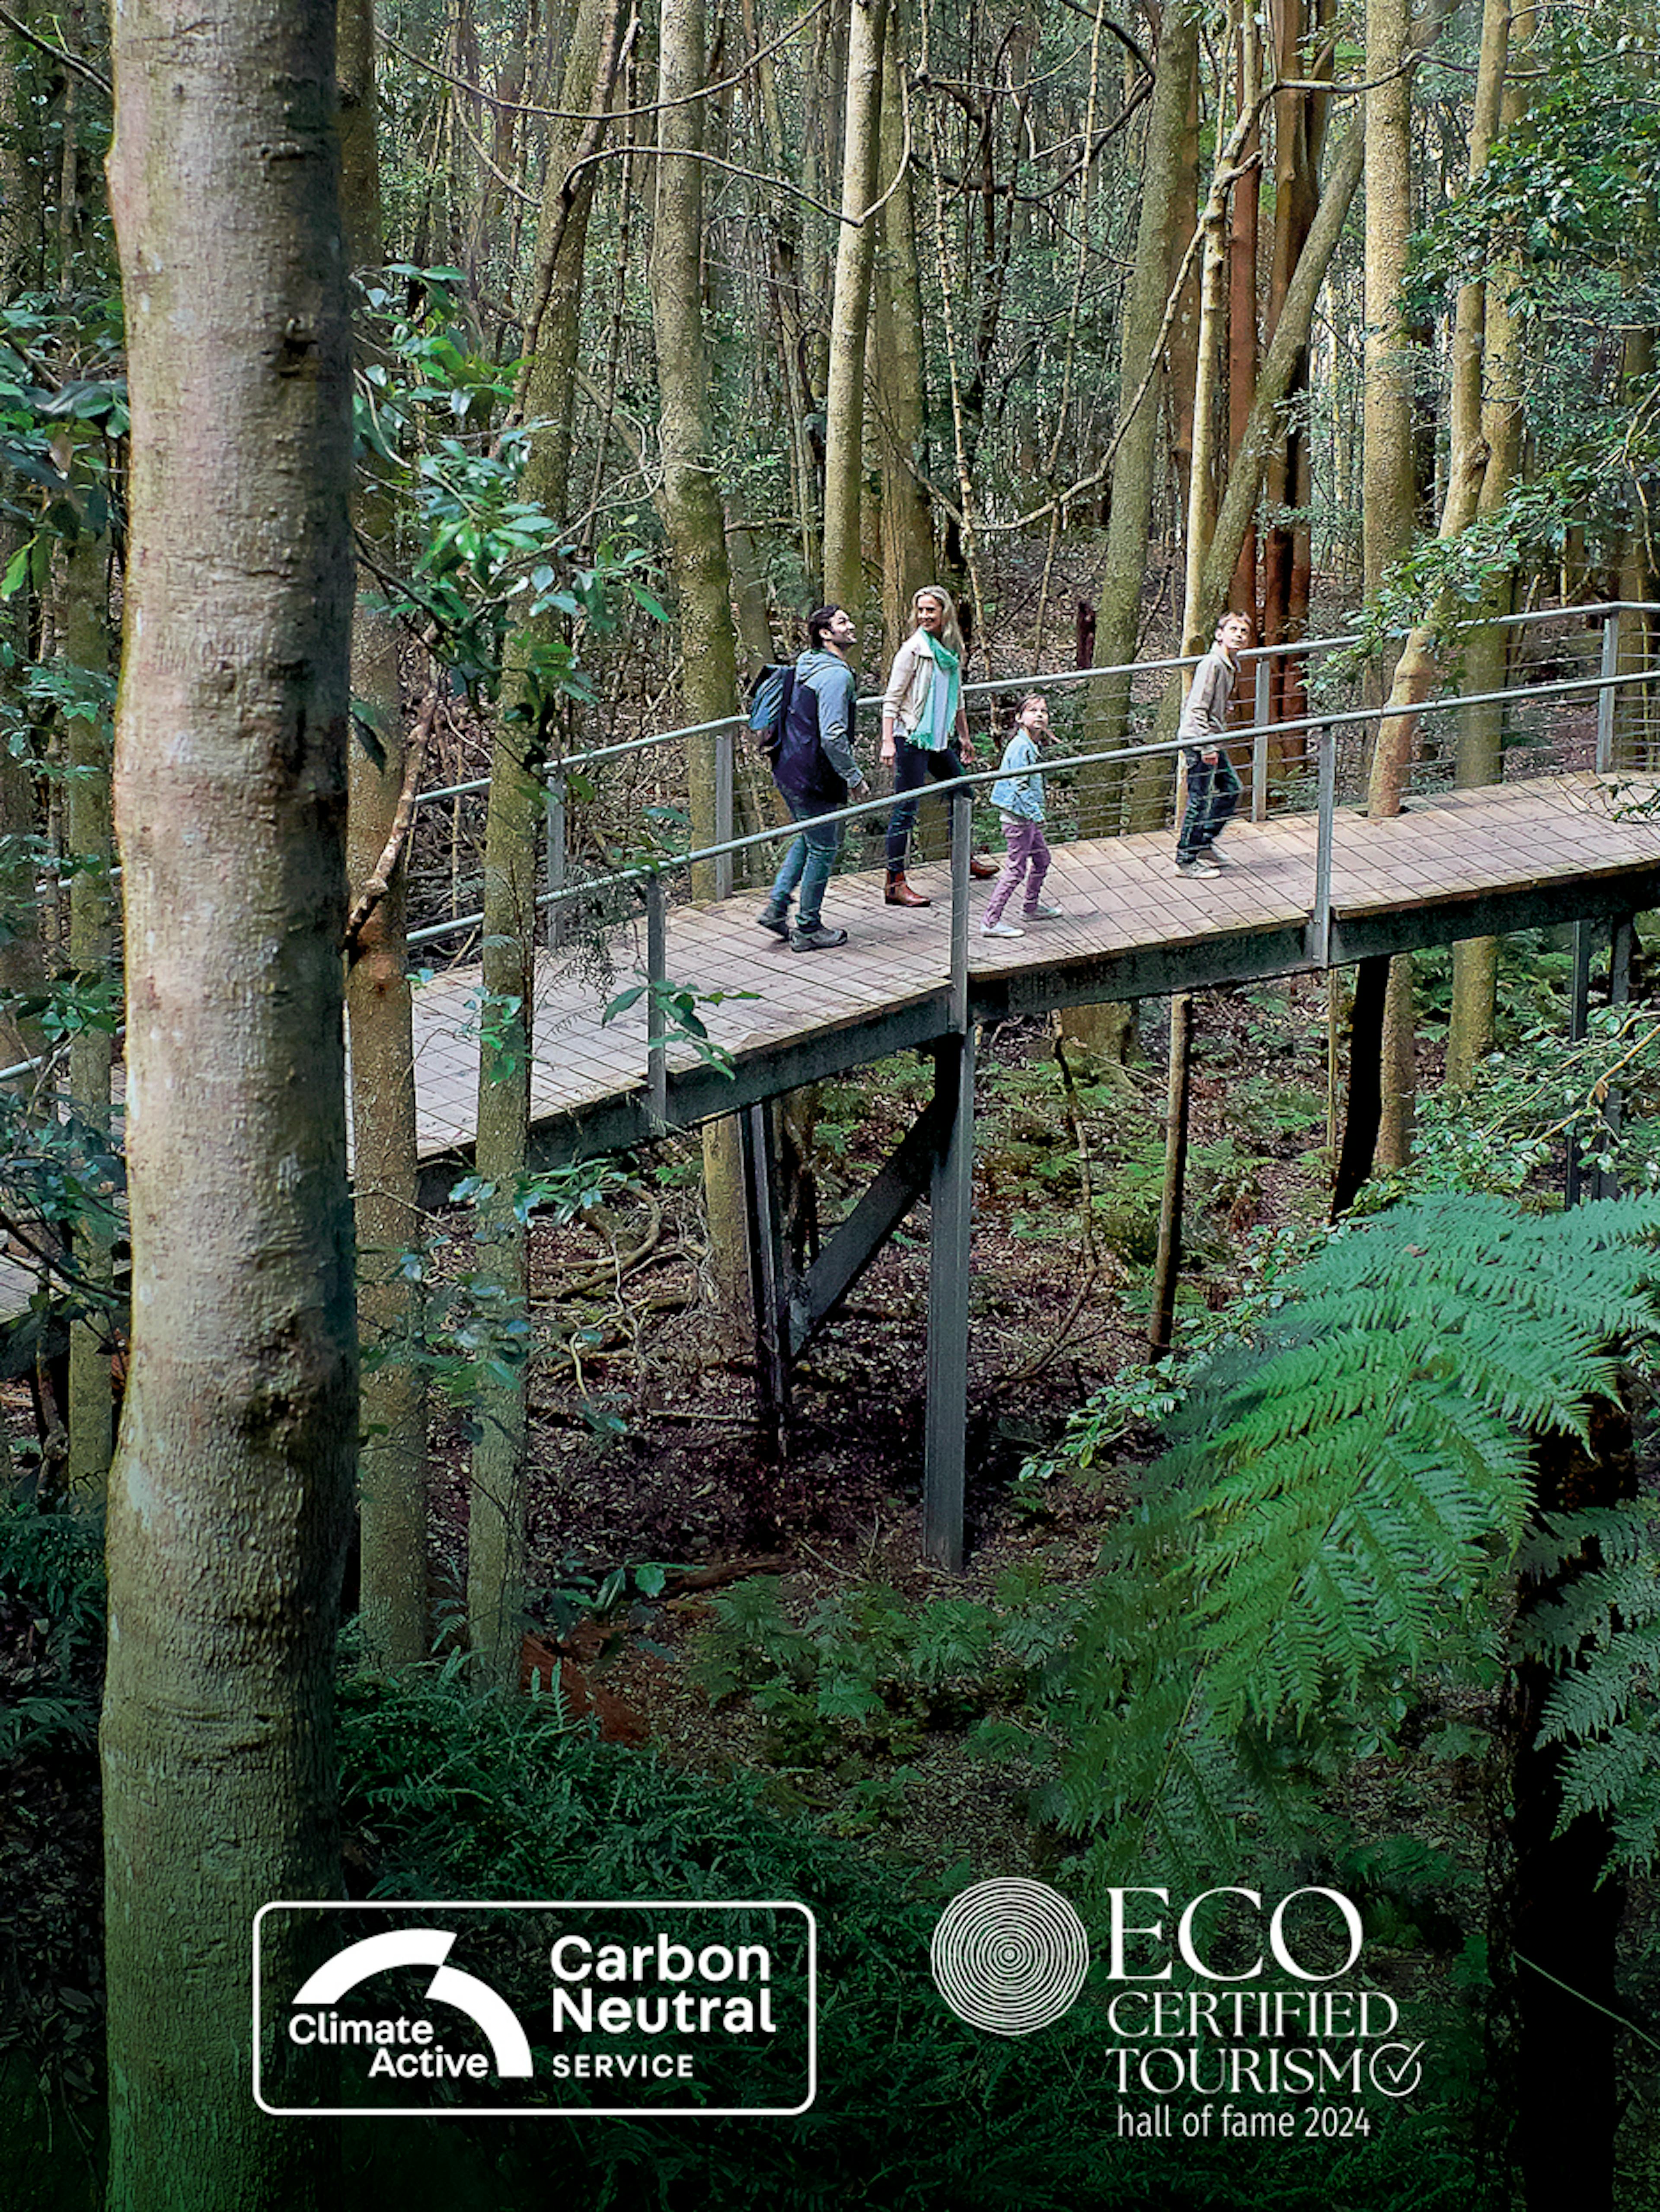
top-left (60, 531), bottom-right (115, 1494)
top-left (1127, 112), bottom-right (1372, 824)
top-left (1166, 49), bottom-right (1201, 534)
top-left (1227, 35), bottom-right (1261, 622)
top-left (1446, 2), bottom-right (1533, 1087)
top-left (1262, 0), bottom-right (1331, 748)
top-left (1366, 0), bottom-right (1509, 817)
top-left (340, 0), bottom-right (428, 1672)
top-left (510, 0), bottom-right (620, 508)
top-left (648, 0), bottom-right (750, 1333)
top-left (101, 6), bottom-right (355, 2205)
top-left (467, 0), bottom-right (622, 1687)
top-left (1510, 1401), bottom-right (1634, 2212)
top-left (822, 0), bottom-right (888, 616)
top-left (1363, 0), bottom-right (1420, 1157)
top-left (0, 20), bottom-right (46, 1078)
top-left (1079, 0), bottom-right (1202, 833)
top-left (1362, 0), bottom-right (1415, 600)
top-left (875, 29), bottom-right (933, 658)
top-left (1148, 992), bottom-right (1194, 1357)
top-left (1061, 0), bottom-right (1201, 1062)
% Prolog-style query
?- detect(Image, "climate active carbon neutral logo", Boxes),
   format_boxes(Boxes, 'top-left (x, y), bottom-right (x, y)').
top-left (254, 1900), bottom-right (816, 2118)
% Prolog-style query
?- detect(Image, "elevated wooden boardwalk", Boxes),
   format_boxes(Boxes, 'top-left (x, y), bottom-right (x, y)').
top-left (407, 771), bottom-right (1660, 1197)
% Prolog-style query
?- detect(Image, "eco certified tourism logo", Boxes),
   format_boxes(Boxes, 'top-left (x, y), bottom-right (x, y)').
top-left (254, 1900), bottom-right (816, 2117)
top-left (929, 1879), bottom-right (1423, 2142)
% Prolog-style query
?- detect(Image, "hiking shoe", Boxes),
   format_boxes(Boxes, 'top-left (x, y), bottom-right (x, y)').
top-left (790, 923), bottom-right (849, 950)
top-left (1175, 857), bottom-right (1221, 879)
top-left (981, 919), bottom-right (1024, 938)
top-left (757, 907), bottom-right (790, 937)
top-left (1024, 901), bottom-right (1063, 919)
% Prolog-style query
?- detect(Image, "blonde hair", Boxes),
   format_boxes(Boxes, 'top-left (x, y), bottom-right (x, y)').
top-left (912, 585), bottom-right (965, 664)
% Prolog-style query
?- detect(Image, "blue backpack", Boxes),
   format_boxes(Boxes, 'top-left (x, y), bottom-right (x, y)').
top-left (747, 663), bottom-right (797, 761)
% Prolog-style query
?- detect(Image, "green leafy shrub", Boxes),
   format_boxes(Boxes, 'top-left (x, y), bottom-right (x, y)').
top-left (690, 1571), bottom-right (1080, 1765)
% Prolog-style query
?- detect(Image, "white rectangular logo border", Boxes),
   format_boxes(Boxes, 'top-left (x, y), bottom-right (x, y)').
top-left (252, 1897), bottom-right (819, 2119)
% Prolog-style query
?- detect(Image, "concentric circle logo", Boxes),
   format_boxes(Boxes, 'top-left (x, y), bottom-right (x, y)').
top-left (929, 1879), bottom-right (1089, 2036)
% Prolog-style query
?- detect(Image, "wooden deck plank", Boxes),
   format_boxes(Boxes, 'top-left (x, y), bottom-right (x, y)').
top-left (399, 772), bottom-right (1660, 1167)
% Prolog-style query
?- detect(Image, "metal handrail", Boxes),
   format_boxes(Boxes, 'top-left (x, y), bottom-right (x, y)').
top-left (412, 600), bottom-right (1660, 912)
top-left (406, 653), bottom-right (1660, 949)
top-left (600, 657), bottom-right (1660, 1114)
top-left (405, 599), bottom-right (1657, 811)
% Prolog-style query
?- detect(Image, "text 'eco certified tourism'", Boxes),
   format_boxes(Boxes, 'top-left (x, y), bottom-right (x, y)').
top-left (253, 1900), bottom-right (816, 2117)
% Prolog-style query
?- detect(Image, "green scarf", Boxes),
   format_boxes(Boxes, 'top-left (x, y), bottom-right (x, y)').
top-left (919, 632), bottom-right (960, 751)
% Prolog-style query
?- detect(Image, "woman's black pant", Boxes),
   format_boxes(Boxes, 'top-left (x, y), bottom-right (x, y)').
top-left (885, 737), bottom-right (968, 875)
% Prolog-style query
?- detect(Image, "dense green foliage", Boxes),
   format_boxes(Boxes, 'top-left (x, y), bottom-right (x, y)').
top-left (1047, 1194), bottom-right (1660, 1885)
top-left (333, 1658), bottom-right (1482, 2212)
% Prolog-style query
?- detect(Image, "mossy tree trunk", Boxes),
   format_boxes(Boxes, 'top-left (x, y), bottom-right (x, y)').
top-left (340, 0), bottom-right (428, 1671)
top-left (100, 5), bottom-right (356, 2204)
top-left (467, 0), bottom-right (622, 1688)
top-left (648, 0), bottom-right (750, 1331)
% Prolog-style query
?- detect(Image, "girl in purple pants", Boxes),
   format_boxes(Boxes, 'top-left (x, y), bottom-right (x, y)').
top-left (982, 694), bottom-right (1062, 937)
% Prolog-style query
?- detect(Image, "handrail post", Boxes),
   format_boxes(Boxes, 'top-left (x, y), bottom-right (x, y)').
top-left (1310, 720), bottom-right (1336, 966)
top-left (544, 767), bottom-right (566, 948)
top-left (645, 873), bottom-right (667, 1124)
top-left (948, 786), bottom-right (971, 1032)
top-left (1251, 654), bottom-right (1271, 822)
top-left (1596, 610), bottom-right (1620, 772)
top-left (713, 724), bottom-right (735, 900)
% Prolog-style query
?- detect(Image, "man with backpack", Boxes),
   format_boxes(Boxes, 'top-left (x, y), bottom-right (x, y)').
top-left (755, 605), bottom-right (870, 950)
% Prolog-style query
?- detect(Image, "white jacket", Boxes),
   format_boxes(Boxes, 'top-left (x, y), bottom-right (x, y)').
top-left (883, 630), bottom-right (942, 739)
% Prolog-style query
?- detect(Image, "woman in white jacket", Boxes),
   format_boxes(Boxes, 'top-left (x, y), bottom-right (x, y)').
top-left (879, 585), bottom-right (996, 907)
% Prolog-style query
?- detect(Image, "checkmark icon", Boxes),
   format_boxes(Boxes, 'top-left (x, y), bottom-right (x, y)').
top-left (1369, 2040), bottom-right (1424, 2097)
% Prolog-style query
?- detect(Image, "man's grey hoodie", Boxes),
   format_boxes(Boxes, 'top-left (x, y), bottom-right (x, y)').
top-left (773, 648), bottom-right (861, 809)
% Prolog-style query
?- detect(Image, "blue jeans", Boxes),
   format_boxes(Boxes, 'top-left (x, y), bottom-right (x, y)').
top-left (766, 802), bottom-right (843, 930)
top-left (1176, 748), bottom-right (1242, 861)
top-left (885, 736), bottom-right (968, 875)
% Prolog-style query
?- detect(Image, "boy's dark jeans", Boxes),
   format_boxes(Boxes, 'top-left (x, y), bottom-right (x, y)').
top-left (1176, 748), bottom-right (1242, 861)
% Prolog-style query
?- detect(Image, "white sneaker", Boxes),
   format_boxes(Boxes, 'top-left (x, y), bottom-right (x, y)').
top-left (981, 919), bottom-right (1025, 938)
top-left (1175, 857), bottom-right (1221, 879)
top-left (1198, 843), bottom-right (1230, 866)
top-left (1025, 901), bottom-right (1063, 919)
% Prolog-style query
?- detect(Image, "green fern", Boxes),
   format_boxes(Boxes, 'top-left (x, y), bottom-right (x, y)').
top-left (1050, 1194), bottom-right (1660, 1888)
top-left (1518, 1503), bottom-right (1660, 1869)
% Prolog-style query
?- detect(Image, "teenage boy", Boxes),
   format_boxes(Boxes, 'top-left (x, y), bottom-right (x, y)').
top-left (757, 605), bottom-right (871, 950)
top-left (1175, 610), bottom-right (1252, 878)
top-left (981, 693), bottom-right (1062, 938)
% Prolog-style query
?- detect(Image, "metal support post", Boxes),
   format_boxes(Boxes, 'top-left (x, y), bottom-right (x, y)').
top-left (739, 1101), bottom-right (790, 1448)
top-left (1252, 655), bottom-right (1271, 822)
top-left (923, 1026), bottom-right (975, 1572)
top-left (544, 769), bottom-right (567, 948)
top-left (948, 787), bottom-right (971, 1033)
top-left (1593, 914), bottom-right (1634, 1202)
top-left (645, 875), bottom-right (667, 1125)
top-left (714, 725), bottom-right (735, 900)
top-left (1566, 920), bottom-right (1592, 1207)
top-left (1595, 612), bottom-right (1620, 774)
top-left (1309, 722), bottom-right (1337, 966)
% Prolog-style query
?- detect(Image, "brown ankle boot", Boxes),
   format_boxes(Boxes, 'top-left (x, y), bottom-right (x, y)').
top-left (885, 872), bottom-right (931, 908)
